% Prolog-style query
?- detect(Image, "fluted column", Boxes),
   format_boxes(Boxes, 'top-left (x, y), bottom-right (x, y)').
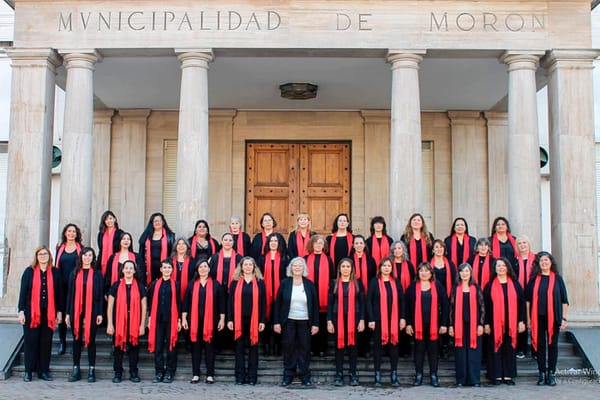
top-left (175, 49), bottom-right (213, 237)
top-left (501, 51), bottom-right (544, 248)
top-left (1, 49), bottom-right (60, 311)
top-left (58, 50), bottom-right (100, 245)
top-left (543, 50), bottom-right (600, 322)
top-left (387, 50), bottom-right (425, 238)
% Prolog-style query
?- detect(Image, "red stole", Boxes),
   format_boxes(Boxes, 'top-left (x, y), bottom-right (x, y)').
top-left (491, 233), bottom-right (517, 259)
top-left (55, 243), bottom-right (82, 269)
top-left (329, 232), bottom-right (353, 264)
top-left (415, 281), bottom-right (438, 341)
top-left (145, 229), bottom-right (168, 286)
top-left (101, 228), bottom-right (116, 277)
top-left (190, 278), bottom-right (214, 343)
top-left (395, 260), bottom-right (412, 292)
top-left (491, 278), bottom-right (518, 352)
top-left (30, 267), bottom-right (56, 330)
top-left (233, 279), bottom-right (259, 345)
top-left (531, 273), bottom-right (556, 352)
top-left (114, 278), bottom-right (141, 350)
top-left (263, 253), bottom-right (281, 318)
top-left (454, 285), bottom-right (477, 349)
top-left (516, 252), bottom-right (535, 290)
top-left (172, 256), bottom-right (191, 301)
top-left (109, 252), bottom-right (136, 287)
top-left (295, 230), bottom-right (309, 257)
top-left (215, 250), bottom-right (237, 288)
top-left (431, 256), bottom-right (453, 298)
top-left (191, 236), bottom-right (217, 258)
top-left (336, 280), bottom-right (356, 349)
top-left (378, 278), bottom-right (399, 345)
top-left (148, 278), bottom-right (178, 352)
top-left (306, 253), bottom-right (329, 312)
top-left (353, 254), bottom-right (368, 295)
top-left (74, 268), bottom-right (94, 347)
top-left (231, 231), bottom-right (245, 256)
top-left (450, 234), bottom-right (471, 267)
top-left (409, 236), bottom-right (428, 266)
top-left (371, 235), bottom-right (390, 265)
top-left (472, 254), bottom-right (491, 289)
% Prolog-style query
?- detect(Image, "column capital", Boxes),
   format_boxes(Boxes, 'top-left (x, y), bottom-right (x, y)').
top-left (447, 111), bottom-right (485, 126)
top-left (210, 109), bottom-right (237, 122)
top-left (360, 110), bottom-right (390, 124)
top-left (7, 48), bottom-right (61, 69)
top-left (500, 51), bottom-right (544, 72)
top-left (176, 49), bottom-right (214, 69)
top-left (483, 111), bottom-right (508, 126)
top-left (93, 109), bottom-right (115, 125)
top-left (118, 109), bottom-right (151, 121)
top-left (60, 50), bottom-right (101, 71)
top-left (386, 50), bottom-right (426, 69)
top-left (542, 49), bottom-right (599, 71)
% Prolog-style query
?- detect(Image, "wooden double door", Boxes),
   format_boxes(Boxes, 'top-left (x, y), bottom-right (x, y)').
top-left (246, 142), bottom-right (351, 236)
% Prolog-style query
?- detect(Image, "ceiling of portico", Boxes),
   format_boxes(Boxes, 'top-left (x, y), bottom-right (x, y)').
top-left (85, 49), bottom-right (519, 112)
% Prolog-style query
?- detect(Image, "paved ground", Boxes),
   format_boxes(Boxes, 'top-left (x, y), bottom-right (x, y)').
top-left (0, 373), bottom-right (598, 400)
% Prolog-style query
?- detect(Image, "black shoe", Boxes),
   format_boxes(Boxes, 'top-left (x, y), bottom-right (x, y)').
top-left (112, 373), bottom-right (122, 383)
top-left (413, 373), bottom-right (423, 386)
top-left (280, 379), bottom-right (292, 387)
top-left (23, 372), bottom-right (32, 382)
top-left (473, 383), bottom-right (481, 387)
top-left (87, 367), bottom-right (96, 383)
top-left (152, 374), bottom-right (164, 383)
top-left (455, 383), bottom-right (464, 388)
top-left (129, 372), bottom-right (141, 383)
top-left (334, 374), bottom-right (344, 386)
top-left (391, 370), bottom-right (400, 387)
top-left (493, 379), bottom-right (502, 385)
top-left (302, 379), bottom-right (313, 387)
top-left (190, 376), bottom-right (200, 384)
top-left (547, 372), bottom-right (556, 386)
top-left (248, 380), bottom-right (256, 385)
top-left (537, 372), bottom-right (546, 386)
top-left (163, 374), bottom-right (173, 383)
top-left (235, 380), bottom-right (244, 385)
top-left (504, 379), bottom-right (515, 385)
top-left (374, 371), bottom-right (381, 387)
top-left (431, 374), bottom-right (439, 387)
top-left (68, 366), bottom-right (81, 382)
top-left (39, 372), bottom-right (53, 381)
top-left (350, 375), bottom-right (359, 386)
top-left (59, 341), bottom-right (66, 355)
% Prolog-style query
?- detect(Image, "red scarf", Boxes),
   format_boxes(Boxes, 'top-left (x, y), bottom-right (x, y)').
top-left (231, 231), bottom-right (245, 256)
top-left (55, 243), bottom-right (82, 269)
top-left (472, 254), bottom-right (491, 289)
top-left (378, 278), bottom-right (399, 345)
top-left (491, 233), bottom-right (517, 259)
top-left (190, 278), bottom-right (214, 343)
top-left (263, 253), bottom-right (281, 318)
top-left (233, 278), bottom-right (259, 345)
top-left (336, 280), bottom-right (356, 349)
top-left (191, 236), bottom-right (217, 258)
top-left (516, 252), bottom-right (535, 290)
top-left (371, 235), bottom-right (390, 265)
top-left (329, 232), bottom-right (353, 264)
top-left (295, 230), bottom-right (310, 257)
top-left (354, 254), bottom-right (368, 295)
top-left (450, 234), bottom-right (471, 267)
top-left (172, 256), bottom-right (191, 301)
top-left (415, 281), bottom-right (438, 341)
top-left (74, 268), bottom-right (94, 347)
top-left (101, 228), bottom-right (116, 277)
top-left (109, 252), bottom-right (136, 287)
top-left (148, 278), bottom-right (178, 352)
top-left (431, 256), bottom-right (453, 298)
top-left (395, 260), bottom-right (412, 292)
top-left (114, 278), bottom-right (141, 350)
top-left (30, 266), bottom-right (56, 330)
top-left (145, 229), bottom-right (168, 286)
top-left (491, 278), bottom-right (518, 352)
top-left (409, 236), bottom-right (428, 265)
top-left (531, 273), bottom-right (556, 352)
top-left (306, 254), bottom-right (329, 312)
top-left (454, 285), bottom-right (477, 349)
top-left (215, 250), bottom-right (237, 287)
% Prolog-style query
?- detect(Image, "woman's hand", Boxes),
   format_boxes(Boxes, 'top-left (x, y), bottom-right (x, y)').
top-left (65, 314), bottom-right (71, 328)
top-left (106, 323), bottom-right (114, 336)
top-left (448, 326), bottom-right (454, 337)
top-left (477, 325), bottom-right (484, 336)
top-left (405, 325), bottom-right (414, 336)
top-left (181, 317), bottom-right (189, 331)
top-left (357, 320), bottom-right (365, 333)
top-left (311, 326), bottom-right (319, 335)
top-left (439, 326), bottom-right (448, 335)
top-left (484, 324), bottom-right (491, 335)
top-left (368, 321), bottom-right (376, 331)
top-left (227, 321), bottom-right (234, 331)
top-left (18, 311), bottom-right (25, 325)
top-left (96, 316), bottom-right (103, 325)
top-left (327, 320), bottom-right (335, 334)
top-left (273, 324), bottom-right (281, 334)
top-left (258, 323), bottom-right (265, 332)
top-left (518, 321), bottom-right (525, 333)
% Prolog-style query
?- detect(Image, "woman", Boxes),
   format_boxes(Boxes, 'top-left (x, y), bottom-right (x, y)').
top-left (304, 234), bottom-right (334, 357)
top-left (326, 213), bottom-right (354, 268)
top-left (444, 217), bottom-right (476, 268)
top-left (18, 246), bottom-right (62, 382)
top-left (405, 262), bottom-right (449, 387)
top-left (327, 258), bottom-right (365, 386)
top-left (106, 260), bottom-right (147, 383)
top-left (367, 257), bottom-right (405, 387)
top-left (489, 217), bottom-right (518, 264)
top-left (273, 257), bottom-right (320, 386)
top-left (104, 232), bottom-right (137, 295)
top-left (351, 234), bottom-right (376, 357)
top-left (484, 257), bottom-right (526, 385)
top-left (526, 252), bottom-right (569, 386)
top-left (391, 240), bottom-right (414, 358)
top-left (65, 247), bottom-right (104, 383)
top-left (365, 216), bottom-right (394, 266)
top-left (209, 232), bottom-right (242, 290)
top-left (448, 263), bottom-right (485, 387)
top-left (171, 238), bottom-right (194, 303)
top-left (470, 237), bottom-right (495, 290)
top-left (182, 258), bottom-right (226, 384)
top-left (251, 212), bottom-right (287, 260)
top-left (515, 235), bottom-right (536, 359)
top-left (97, 210), bottom-right (123, 279)
top-left (287, 212), bottom-right (315, 258)
top-left (258, 233), bottom-right (288, 356)
top-left (188, 219), bottom-right (221, 261)
top-left (55, 223), bottom-right (82, 355)
top-left (227, 257), bottom-right (266, 385)
top-left (401, 213), bottom-right (435, 268)
top-left (430, 239), bottom-right (456, 359)
top-left (229, 215), bottom-right (251, 257)
top-left (138, 212), bottom-right (176, 287)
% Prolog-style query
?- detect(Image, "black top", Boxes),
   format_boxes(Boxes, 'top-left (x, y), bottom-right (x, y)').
top-left (365, 235), bottom-right (395, 260)
top-left (66, 268), bottom-right (104, 322)
top-left (483, 278), bottom-right (526, 328)
top-left (107, 280), bottom-right (147, 327)
top-left (303, 253), bottom-right (334, 309)
top-left (404, 280), bottom-right (449, 328)
top-left (188, 235), bottom-right (221, 260)
top-left (287, 230), bottom-right (316, 259)
top-left (231, 232), bottom-right (252, 257)
top-left (97, 228), bottom-right (124, 269)
top-left (273, 277), bottom-right (319, 327)
top-left (227, 279), bottom-right (267, 324)
top-left (449, 284), bottom-right (486, 328)
top-left (367, 278), bottom-right (404, 322)
top-left (104, 252), bottom-right (141, 295)
top-left (400, 232), bottom-right (435, 267)
top-left (326, 233), bottom-right (353, 268)
top-left (526, 274), bottom-right (569, 325)
top-left (148, 278), bottom-right (181, 323)
top-left (182, 278), bottom-right (226, 334)
top-left (444, 235), bottom-right (476, 266)
top-left (18, 266), bottom-right (63, 321)
top-left (209, 252), bottom-right (242, 292)
top-left (326, 280), bottom-right (366, 325)
top-left (251, 232), bottom-right (287, 261)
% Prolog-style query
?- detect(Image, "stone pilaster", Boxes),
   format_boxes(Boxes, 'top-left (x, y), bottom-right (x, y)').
top-left (91, 109), bottom-right (115, 247)
top-left (484, 112), bottom-right (509, 223)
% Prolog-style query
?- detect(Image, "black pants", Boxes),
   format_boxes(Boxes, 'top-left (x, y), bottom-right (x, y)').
top-left (154, 320), bottom-right (178, 375)
top-left (23, 309), bottom-right (54, 374)
top-left (311, 312), bottom-right (328, 355)
top-left (454, 324), bottom-right (482, 385)
top-left (113, 344), bottom-right (139, 374)
top-left (281, 319), bottom-right (311, 382)
top-left (414, 325), bottom-right (439, 375)
top-left (535, 315), bottom-right (560, 373)
top-left (234, 317), bottom-right (259, 383)
top-left (399, 330), bottom-right (412, 357)
top-left (489, 333), bottom-right (517, 380)
top-left (72, 317), bottom-right (98, 367)
top-left (372, 324), bottom-right (399, 372)
top-left (191, 339), bottom-right (216, 376)
top-left (335, 345), bottom-right (358, 376)
top-left (517, 329), bottom-right (528, 355)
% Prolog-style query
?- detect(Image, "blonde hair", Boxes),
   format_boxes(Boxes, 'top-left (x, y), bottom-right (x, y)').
top-left (295, 212), bottom-right (312, 230)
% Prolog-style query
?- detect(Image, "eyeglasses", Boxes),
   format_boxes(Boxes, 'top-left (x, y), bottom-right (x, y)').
top-left (38, 252), bottom-right (49, 256)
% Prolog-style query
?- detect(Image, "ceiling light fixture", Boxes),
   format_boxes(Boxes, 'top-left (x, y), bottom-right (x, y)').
top-left (279, 82), bottom-right (318, 100)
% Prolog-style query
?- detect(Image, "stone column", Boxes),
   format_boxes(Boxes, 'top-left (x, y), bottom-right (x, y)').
top-left (91, 109), bottom-right (114, 248)
top-left (501, 51), bottom-right (544, 248)
top-left (175, 49), bottom-right (213, 237)
top-left (1, 49), bottom-right (59, 312)
top-left (543, 50), bottom-right (599, 322)
top-left (58, 51), bottom-right (99, 245)
top-left (484, 112), bottom-right (509, 223)
top-left (387, 50), bottom-right (426, 239)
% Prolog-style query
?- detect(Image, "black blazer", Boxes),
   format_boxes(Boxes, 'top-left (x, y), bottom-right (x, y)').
top-left (97, 228), bottom-right (124, 268)
top-left (18, 266), bottom-right (63, 321)
top-left (273, 277), bottom-right (319, 327)
top-left (66, 268), bottom-right (104, 320)
top-left (326, 279), bottom-right (366, 326)
top-left (182, 278), bottom-right (226, 333)
top-left (367, 277), bottom-right (405, 323)
top-left (405, 280), bottom-right (449, 328)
